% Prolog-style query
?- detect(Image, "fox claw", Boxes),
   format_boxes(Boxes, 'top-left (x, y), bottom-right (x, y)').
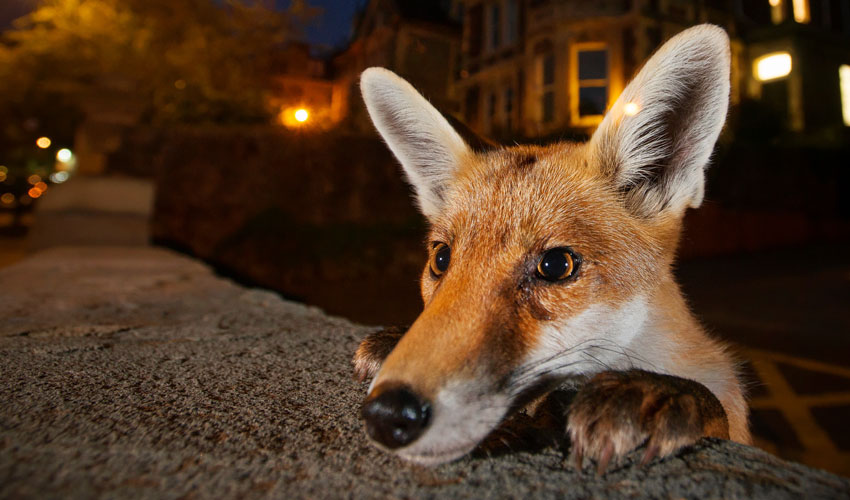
top-left (572, 444), bottom-right (584, 470)
top-left (352, 326), bottom-right (408, 382)
top-left (640, 442), bottom-right (660, 467)
top-left (596, 441), bottom-right (615, 475)
top-left (566, 369), bottom-right (729, 474)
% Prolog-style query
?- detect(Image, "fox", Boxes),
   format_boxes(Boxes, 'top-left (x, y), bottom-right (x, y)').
top-left (352, 24), bottom-right (751, 470)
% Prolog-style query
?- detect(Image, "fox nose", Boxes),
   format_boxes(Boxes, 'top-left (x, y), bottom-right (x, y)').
top-left (361, 385), bottom-right (431, 449)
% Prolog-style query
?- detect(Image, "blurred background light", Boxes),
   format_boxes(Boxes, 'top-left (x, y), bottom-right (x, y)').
top-left (295, 108), bottom-right (309, 122)
top-left (755, 52), bottom-right (792, 81)
top-left (840, 65), bottom-right (850, 127)
top-left (56, 148), bottom-right (73, 162)
top-left (49, 171), bottom-right (69, 183)
top-left (36, 137), bottom-right (51, 149)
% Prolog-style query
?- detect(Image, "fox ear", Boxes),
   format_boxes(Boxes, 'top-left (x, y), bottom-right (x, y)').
top-left (361, 67), bottom-right (470, 220)
top-left (590, 24), bottom-right (730, 217)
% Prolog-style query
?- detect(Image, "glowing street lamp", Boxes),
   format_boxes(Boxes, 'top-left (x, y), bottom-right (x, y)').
top-left (295, 108), bottom-right (309, 122)
top-left (56, 148), bottom-right (73, 162)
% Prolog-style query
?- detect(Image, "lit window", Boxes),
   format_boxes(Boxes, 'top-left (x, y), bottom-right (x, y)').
top-left (769, 0), bottom-right (784, 24)
top-left (840, 65), bottom-right (850, 127)
top-left (754, 52), bottom-right (792, 81)
top-left (792, 0), bottom-right (810, 23)
top-left (577, 48), bottom-right (609, 117)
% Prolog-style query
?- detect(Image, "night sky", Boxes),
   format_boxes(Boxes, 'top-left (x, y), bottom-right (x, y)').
top-left (2, 0), bottom-right (367, 51)
top-left (277, 0), bottom-right (368, 50)
top-left (0, 0), bottom-right (36, 30)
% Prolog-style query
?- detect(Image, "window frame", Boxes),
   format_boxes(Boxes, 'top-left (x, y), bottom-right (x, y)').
top-left (570, 42), bottom-right (610, 127)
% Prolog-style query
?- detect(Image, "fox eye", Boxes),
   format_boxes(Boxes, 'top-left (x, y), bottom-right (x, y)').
top-left (430, 242), bottom-right (451, 277)
top-left (537, 247), bottom-right (580, 282)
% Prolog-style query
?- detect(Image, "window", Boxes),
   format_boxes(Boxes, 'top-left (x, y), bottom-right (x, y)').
top-left (770, 0), bottom-right (784, 24)
top-left (754, 52), bottom-right (792, 81)
top-left (576, 47), bottom-right (609, 118)
top-left (488, 3), bottom-right (501, 52)
top-left (504, 0), bottom-right (519, 46)
top-left (770, 0), bottom-right (811, 24)
top-left (539, 53), bottom-right (556, 123)
top-left (840, 65), bottom-right (850, 127)
top-left (504, 86), bottom-right (514, 131)
top-left (488, 91), bottom-right (498, 128)
top-left (469, 4), bottom-right (483, 58)
top-left (792, 0), bottom-right (810, 23)
top-left (465, 86), bottom-right (480, 127)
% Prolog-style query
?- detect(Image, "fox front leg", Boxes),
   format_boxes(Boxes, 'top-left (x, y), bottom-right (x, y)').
top-left (567, 369), bottom-right (730, 474)
top-left (352, 326), bottom-right (407, 382)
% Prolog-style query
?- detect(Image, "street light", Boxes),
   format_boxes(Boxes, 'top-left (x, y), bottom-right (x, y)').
top-left (56, 148), bottom-right (72, 162)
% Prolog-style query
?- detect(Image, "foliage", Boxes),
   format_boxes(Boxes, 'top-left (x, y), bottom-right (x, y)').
top-left (0, 0), bottom-right (309, 125)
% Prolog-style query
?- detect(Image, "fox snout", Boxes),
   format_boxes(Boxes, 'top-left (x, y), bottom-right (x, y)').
top-left (361, 383), bottom-right (432, 449)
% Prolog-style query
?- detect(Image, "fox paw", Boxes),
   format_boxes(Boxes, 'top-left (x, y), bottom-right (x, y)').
top-left (567, 369), bottom-right (729, 474)
top-left (352, 326), bottom-right (407, 382)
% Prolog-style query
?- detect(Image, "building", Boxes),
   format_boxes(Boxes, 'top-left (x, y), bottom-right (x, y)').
top-left (742, 0), bottom-right (850, 140)
top-left (455, 0), bottom-right (742, 140)
top-left (453, 0), bottom-right (850, 142)
top-left (332, 0), bottom-right (462, 132)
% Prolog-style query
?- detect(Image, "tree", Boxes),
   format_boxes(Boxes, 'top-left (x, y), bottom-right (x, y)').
top-left (0, 0), bottom-right (313, 125)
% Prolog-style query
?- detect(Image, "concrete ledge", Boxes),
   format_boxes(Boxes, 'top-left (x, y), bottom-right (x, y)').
top-left (1, 247), bottom-right (848, 499)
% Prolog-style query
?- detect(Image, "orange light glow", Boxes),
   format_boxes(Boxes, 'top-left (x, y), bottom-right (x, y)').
top-left (35, 181), bottom-right (48, 192)
top-left (28, 174), bottom-right (41, 185)
top-left (0, 193), bottom-right (14, 205)
top-left (295, 108), bottom-right (309, 122)
top-left (36, 137), bottom-right (51, 149)
top-left (28, 187), bottom-right (42, 198)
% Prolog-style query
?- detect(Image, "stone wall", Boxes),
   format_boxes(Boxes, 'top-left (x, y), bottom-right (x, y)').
top-left (2, 247), bottom-right (849, 499)
top-left (151, 127), bottom-right (849, 324)
top-left (151, 127), bottom-right (427, 325)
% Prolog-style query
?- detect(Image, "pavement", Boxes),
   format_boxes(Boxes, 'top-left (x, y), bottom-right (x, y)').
top-left (2, 246), bottom-right (849, 499)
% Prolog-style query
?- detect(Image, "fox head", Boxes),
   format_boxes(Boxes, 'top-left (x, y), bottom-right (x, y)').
top-left (358, 25), bottom-right (731, 465)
